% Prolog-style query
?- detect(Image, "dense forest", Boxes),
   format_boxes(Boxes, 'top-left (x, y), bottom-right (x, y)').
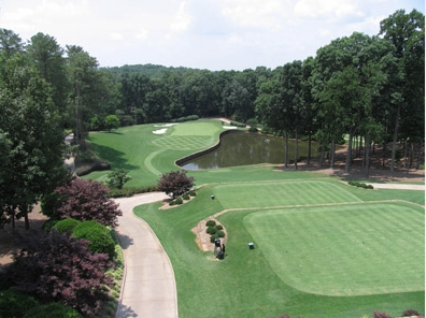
top-left (0, 8), bottom-right (424, 190)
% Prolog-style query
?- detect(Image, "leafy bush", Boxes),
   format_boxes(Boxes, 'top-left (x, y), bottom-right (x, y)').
top-left (107, 169), bottom-right (131, 189)
top-left (55, 178), bottom-right (122, 227)
top-left (183, 193), bottom-right (190, 200)
top-left (23, 302), bottom-right (82, 318)
top-left (2, 230), bottom-right (113, 317)
top-left (53, 218), bottom-right (82, 234)
top-left (0, 289), bottom-right (39, 318)
top-left (216, 225), bottom-right (223, 231)
top-left (206, 227), bottom-right (217, 235)
top-left (42, 218), bottom-right (59, 232)
top-left (348, 180), bottom-right (374, 189)
top-left (402, 309), bottom-right (421, 316)
top-left (216, 230), bottom-right (225, 238)
top-left (206, 220), bottom-right (216, 227)
top-left (230, 120), bottom-right (246, 128)
top-left (189, 190), bottom-right (197, 196)
top-left (175, 197), bottom-right (183, 205)
top-left (72, 221), bottom-right (116, 259)
top-left (248, 127), bottom-right (259, 132)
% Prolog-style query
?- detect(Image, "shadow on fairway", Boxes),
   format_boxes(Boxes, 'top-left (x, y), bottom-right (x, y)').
top-left (90, 143), bottom-right (139, 171)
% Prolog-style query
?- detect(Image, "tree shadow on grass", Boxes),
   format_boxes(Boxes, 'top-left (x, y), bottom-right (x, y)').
top-left (89, 143), bottom-right (139, 171)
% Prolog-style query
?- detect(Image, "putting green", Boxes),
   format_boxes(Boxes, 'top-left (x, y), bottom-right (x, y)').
top-left (244, 202), bottom-right (425, 296)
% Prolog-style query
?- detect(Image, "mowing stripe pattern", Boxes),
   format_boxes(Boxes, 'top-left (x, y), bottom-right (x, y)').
top-left (244, 203), bottom-right (425, 296)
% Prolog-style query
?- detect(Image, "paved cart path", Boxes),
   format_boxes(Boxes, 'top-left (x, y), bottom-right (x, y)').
top-left (114, 192), bottom-right (178, 318)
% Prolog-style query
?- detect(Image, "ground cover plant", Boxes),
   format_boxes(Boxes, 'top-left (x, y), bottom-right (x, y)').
top-left (83, 119), bottom-right (425, 318)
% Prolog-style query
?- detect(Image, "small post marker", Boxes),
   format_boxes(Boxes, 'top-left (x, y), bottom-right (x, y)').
top-left (248, 242), bottom-right (254, 249)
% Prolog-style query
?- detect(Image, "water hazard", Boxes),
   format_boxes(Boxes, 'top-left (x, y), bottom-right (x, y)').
top-left (179, 131), bottom-right (316, 170)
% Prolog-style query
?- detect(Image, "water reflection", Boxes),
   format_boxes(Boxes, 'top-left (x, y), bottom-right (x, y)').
top-left (179, 131), bottom-right (315, 170)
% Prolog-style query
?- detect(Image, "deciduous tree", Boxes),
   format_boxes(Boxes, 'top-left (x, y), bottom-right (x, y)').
top-left (157, 170), bottom-right (194, 199)
top-left (55, 178), bottom-right (122, 227)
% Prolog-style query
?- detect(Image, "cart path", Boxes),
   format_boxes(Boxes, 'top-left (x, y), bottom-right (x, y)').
top-left (114, 192), bottom-right (178, 318)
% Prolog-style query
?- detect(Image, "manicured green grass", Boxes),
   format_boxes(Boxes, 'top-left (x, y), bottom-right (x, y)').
top-left (83, 119), bottom-right (225, 186)
top-left (135, 180), bottom-right (425, 318)
top-left (245, 203), bottom-right (424, 296)
top-left (84, 119), bottom-right (425, 318)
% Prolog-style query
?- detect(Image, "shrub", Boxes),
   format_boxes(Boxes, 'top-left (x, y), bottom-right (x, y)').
top-left (348, 180), bottom-right (373, 189)
top-left (53, 218), bottom-right (82, 234)
top-left (72, 221), bottom-right (116, 259)
top-left (216, 225), bottom-right (223, 231)
top-left (107, 169), bottom-right (131, 189)
top-left (210, 235), bottom-right (217, 243)
top-left (175, 197), bottom-right (183, 205)
top-left (248, 127), bottom-right (259, 132)
top-left (206, 220), bottom-right (216, 227)
top-left (55, 179), bottom-right (122, 227)
top-left (1, 230), bottom-right (113, 317)
top-left (206, 227), bottom-right (217, 235)
top-left (42, 219), bottom-right (59, 232)
top-left (23, 302), bottom-right (82, 318)
top-left (189, 190), bottom-right (197, 196)
top-left (230, 120), bottom-right (246, 128)
top-left (402, 309), bottom-right (421, 316)
top-left (183, 193), bottom-right (190, 200)
top-left (0, 289), bottom-right (39, 318)
top-left (216, 230), bottom-right (225, 238)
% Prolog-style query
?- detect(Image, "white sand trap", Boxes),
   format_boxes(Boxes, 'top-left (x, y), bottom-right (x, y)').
top-left (154, 123), bottom-right (177, 128)
top-left (223, 125), bottom-right (238, 129)
top-left (153, 128), bottom-right (167, 134)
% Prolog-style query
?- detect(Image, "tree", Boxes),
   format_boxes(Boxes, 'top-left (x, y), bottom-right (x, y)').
top-left (66, 45), bottom-right (100, 151)
top-left (379, 9), bottom-right (425, 171)
top-left (157, 170), bottom-right (194, 199)
top-left (0, 53), bottom-right (68, 230)
top-left (104, 114), bottom-right (120, 132)
top-left (55, 178), bottom-right (123, 227)
top-left (107, 169), bottom-right (131, 189)
top-left (0, 29), bottom-right (24, 58)
top-left (3, 230), bottom-right (113, 316)
top-left (26, 32), bottom-right (69, 123)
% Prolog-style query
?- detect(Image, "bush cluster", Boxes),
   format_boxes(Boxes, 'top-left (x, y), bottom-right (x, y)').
top-left (169, 190), bottom-right (197, 206)
top-left (171, 115), bottom-right (199, 122)
top-left (205, 220), bottom-right (226, 243)
top-left (72, 220), bottom-right (116, 260)
top-left (230, 120), bottom-right (246, 128)
top-left (348, 180), bottom-right (374, 189)
top-left (107, 184), bottom-right (158, 198)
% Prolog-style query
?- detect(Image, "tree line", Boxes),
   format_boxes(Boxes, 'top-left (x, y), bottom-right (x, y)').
top-left (0, 9), bottom-right (424, 227)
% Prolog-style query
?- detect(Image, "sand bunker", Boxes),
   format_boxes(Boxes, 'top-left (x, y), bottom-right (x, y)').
top-left (223, 125), bottom-right (237, 129)
top-left (153, 128), bottom-right (167, 134)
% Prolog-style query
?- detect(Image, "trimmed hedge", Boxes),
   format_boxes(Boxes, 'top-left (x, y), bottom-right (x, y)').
top-left (0, 289), bottom-right (39, 318)
top-left (72, 221), bottom-right (116, 259)
top-left (23, 302), bottom-right (82, 318)
top-left (348, 180), bottom-right (374, 189)
top-left (53, 219), bottom-right (82, 234)
top-left (107, 185), bottom-right (158, 198)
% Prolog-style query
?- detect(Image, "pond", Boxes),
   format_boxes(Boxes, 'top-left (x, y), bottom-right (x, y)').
top-left (179, 131), bottom-right (319, 170)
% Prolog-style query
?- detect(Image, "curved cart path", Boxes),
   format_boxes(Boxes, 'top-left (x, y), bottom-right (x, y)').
top-left (114, 192), bottom-right (178, 318)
